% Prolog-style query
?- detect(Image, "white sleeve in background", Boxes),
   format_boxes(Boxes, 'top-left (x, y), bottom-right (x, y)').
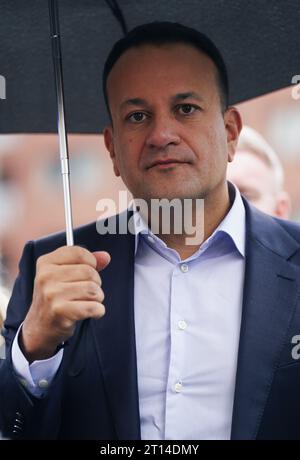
top-left (11, 325), bottom-right (63, 398)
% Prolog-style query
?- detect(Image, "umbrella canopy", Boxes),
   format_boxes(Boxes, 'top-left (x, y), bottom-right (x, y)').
top-left (1, 0), bottom-right (300, 134)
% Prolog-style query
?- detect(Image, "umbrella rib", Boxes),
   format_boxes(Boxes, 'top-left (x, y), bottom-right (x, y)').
top-left (104, 0), bottom-right (128, 35)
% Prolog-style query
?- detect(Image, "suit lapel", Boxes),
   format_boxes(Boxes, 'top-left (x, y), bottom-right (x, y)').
top-left (88, 216), bottom-right (140, 440)
top-left (231, 203), bottom-right (300, 439)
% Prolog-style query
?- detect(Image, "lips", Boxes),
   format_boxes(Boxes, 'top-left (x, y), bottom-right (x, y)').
top-left (147, 158), bottom-right (187, 169)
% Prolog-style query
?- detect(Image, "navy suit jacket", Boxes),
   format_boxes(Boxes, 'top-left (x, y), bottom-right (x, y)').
top-left (1, 200), bottom-right (300, 440)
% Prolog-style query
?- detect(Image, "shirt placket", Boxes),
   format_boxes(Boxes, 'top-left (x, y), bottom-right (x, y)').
top-left (164, 262), bottom-right (190, 439)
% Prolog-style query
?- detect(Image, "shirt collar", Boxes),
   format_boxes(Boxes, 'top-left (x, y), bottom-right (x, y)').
top-left (207, 182), bottom-right (246, 257)
top-left (131, 182), bottom-right (245, 258)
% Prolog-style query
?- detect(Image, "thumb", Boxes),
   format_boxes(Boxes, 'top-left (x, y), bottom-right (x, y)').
top-left (93, 251), bottom-right (111, 271)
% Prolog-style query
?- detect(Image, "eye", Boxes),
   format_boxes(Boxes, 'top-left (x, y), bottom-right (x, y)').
top-left (127, 112), bottom-right (147, 123)
top-left (177, 104), bottom-right (198, 115)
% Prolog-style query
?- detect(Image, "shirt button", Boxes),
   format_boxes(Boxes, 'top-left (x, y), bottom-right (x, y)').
top-left (174, 381), bottom-right (183, 393)
top-left (180, 263), bottom-right (189, 273)
top-left (178, 320), bottom-right (187, 330)
top-left (38, 379), bottom-right (49, 389)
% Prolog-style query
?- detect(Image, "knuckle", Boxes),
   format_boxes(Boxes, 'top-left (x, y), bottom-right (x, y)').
top-left (74, 246), bottom-right (93, 265)
top-left (92, 269), bottom-right (101, 285)
top-left (87, 302), bottom-right (105, 319)
top-left (73, 245), bottom-right (84, 259)
top-left (86, 281), bottom-right (99, 297)
top-left (85, 303), bottom-right (95, 317)
top-left (95, 303), bottom-right (106, 318)
top-left (84, 265), bottom-right (97, 280)
top-left (36, 268), bottom-right (50, 287)
top-left (52, 305), bottom-right (74, 331)
top-left (99, 303), bottom-right (106, 316)
top-left (52, 301), bottom-right (72, 323)
top-left (34, 273), bottom-right (43, 289)
top-left (99, 289), bottom-right (105, 302)
top-left (92, 273), bottom-right (101, 287)
top-left (60, 317), bottom-right (74, 331)
top-left (51, 300), bottom-right (63, 316)
top-left (36, 254), bottom-right (46, 268)
top-left (43, 286), bottom-right (55, 303)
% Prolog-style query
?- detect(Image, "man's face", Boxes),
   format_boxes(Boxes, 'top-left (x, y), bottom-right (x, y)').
top-left (104, 43), bottom-right (240, 203)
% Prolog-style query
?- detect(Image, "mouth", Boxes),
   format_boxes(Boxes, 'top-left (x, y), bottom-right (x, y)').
top-left (147, 159), bottom-right (189, 170)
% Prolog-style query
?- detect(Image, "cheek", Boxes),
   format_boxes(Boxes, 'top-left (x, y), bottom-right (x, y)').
top-left (114, 141), bottom-right (139, 180)
top-left (192, 128), bottom-right (226, 167)
top-left (208, 127), bottom-right (228, 163)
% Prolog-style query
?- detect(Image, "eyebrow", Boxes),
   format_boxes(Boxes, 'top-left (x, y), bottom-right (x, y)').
top-left (120, 98), bottom-right (147, 110)
top-left (171, 92), bottom-right (204, 103)
top-left (120, 92), bottom-right (204, 110)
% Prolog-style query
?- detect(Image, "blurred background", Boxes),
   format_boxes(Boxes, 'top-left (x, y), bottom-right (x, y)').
top-left (0, 85), bottom-right (300, 289)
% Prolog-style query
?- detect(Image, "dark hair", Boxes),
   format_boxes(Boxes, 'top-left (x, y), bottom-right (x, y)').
top-left (103, 22), bottom-right (229, 117)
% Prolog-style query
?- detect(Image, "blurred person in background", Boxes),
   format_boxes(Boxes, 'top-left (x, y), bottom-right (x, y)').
top-left (227, 126), bottom-right (291, 218)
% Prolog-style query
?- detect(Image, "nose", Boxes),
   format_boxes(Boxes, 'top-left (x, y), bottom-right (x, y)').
top-left (145, 115), bottom-right (180, 150)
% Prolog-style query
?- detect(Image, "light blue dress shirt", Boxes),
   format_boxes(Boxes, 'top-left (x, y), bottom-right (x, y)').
top-left (133, 186), bottom-right (245, 439)
top-left (12, 185), bottom-right (246, 440)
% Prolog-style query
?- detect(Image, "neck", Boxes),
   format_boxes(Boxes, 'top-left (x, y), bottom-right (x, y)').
top-left (146, 184), bottom-right (232, 260)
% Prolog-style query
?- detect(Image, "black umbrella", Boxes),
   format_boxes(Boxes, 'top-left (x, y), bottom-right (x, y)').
top-left (1, 0), bottom-right (299, 242)
top-left (1, 0), bottom-right (300, 134)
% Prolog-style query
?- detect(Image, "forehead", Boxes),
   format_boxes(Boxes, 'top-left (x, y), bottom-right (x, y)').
top-left (106, 43), bottom-right (219, 104)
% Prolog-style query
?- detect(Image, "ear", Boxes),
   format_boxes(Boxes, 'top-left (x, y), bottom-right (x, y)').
top-left (274, 190), bottom-right (291, 219)
top-left (103, 126), bottom-right (120, 177)
top-left (224, 107), bottom-right (243, 163)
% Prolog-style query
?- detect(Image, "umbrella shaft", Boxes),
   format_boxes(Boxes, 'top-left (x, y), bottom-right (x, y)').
top-left (49, 0), bottom-right (74, 246)
top-left (62, 172), bottom-right (74, 247)
top-left (56, 63), bottom-right (74, 246)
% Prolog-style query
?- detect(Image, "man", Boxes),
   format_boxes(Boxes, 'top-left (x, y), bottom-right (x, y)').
top-left (1, 22), bottom-right (300, 440)
top-left (227, 125), bottom-right (291, 218)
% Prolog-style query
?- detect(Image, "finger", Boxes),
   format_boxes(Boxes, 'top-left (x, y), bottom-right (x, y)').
top-left (64, 301), bottom-right (106, 321)
top-left (42, 264), bottom-right (102, 286)
top-left (93, 251), bottom-right (111, 272)
top-left (38, 246), bottom-right (98, 269)
top-left (50, 281), bottom-right (105, 303)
